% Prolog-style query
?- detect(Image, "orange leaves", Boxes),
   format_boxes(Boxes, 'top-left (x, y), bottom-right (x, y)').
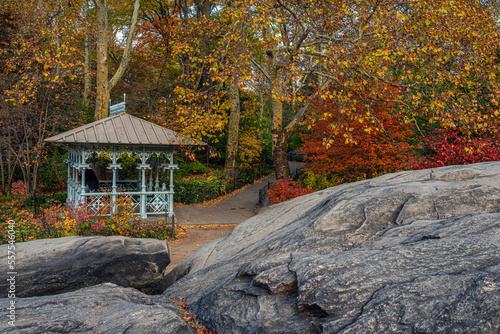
top-left (301, 83), bottom-right (414, 182)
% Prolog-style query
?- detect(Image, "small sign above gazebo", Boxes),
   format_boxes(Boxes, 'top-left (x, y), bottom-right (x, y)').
top-left (45, 111), bottom-right (205, 218)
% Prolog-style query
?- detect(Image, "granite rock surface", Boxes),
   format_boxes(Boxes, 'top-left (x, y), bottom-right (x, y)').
top-left (0, 236), bottom-right (170, 297)
top-left (0, 283), bottom-right (193, 334)
top-left (158, 162), bottom-right (500, 333)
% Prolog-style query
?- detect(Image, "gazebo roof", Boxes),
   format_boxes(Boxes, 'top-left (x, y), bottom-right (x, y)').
top-left (45, 113), bottom-right (204, 147)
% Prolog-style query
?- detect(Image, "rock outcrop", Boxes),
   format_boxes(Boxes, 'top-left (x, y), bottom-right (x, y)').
top-left (0, 236), bottom-right (170, 297)
top-left (158, 162), bottom-right (500, 333)
top-left (0, 283), bottom-right (193, 334)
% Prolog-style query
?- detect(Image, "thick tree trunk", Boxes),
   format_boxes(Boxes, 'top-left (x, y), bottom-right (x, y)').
top-left (273, 130), bottom-right (291, 180)
top-left (224, 81), bottom-right (240, 181)
top-left (94, 0), bottom-right (109, 120)
top-left (94, 0), bottom-right (140, 121)
top-left (83, 0), bottom-right (91, 109)
top-left (270, 66), bottom-right (291, 180)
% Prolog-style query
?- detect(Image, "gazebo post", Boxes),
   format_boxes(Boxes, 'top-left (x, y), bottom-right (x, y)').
top-left (72, 165), bottom-right (76, 204)
top-left (140, 166), bottom-right (147, 218)
top-left (65, 159), bottom-right (71, 203)
top-left (160, 150), bottom-right (177, 217)
top-left (148, 167), bottom-right (153, 191)
top-left (73, 148), bottom-right (80, 204)
top-left (137, 148), bottom-right (150, 219)
top-left (155, 161), bottom-right (160, 190)
top-left (79, 149), bottom-right (89, 206)
top-left (168, 151), bottom-right (177, 217)
top-left (64, 146), bottom-right (72, 206)
top-left (108, 146), bottom-right (121, 214)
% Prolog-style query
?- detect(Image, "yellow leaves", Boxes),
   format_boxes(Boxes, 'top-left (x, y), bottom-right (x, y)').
top-left (396, 12), bottom-right (409, 21)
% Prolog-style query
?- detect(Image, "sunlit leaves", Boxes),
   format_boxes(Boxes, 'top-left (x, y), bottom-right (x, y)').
top-left (300, 82), bottom-right (414, 182)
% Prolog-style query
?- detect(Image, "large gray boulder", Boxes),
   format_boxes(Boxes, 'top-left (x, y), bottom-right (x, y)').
top-left (158, 162), bottom-right (500, 333)
top-left (0, 236), bottom-right (170, 297)
top-left (0, 283), bottom-right (194, 334)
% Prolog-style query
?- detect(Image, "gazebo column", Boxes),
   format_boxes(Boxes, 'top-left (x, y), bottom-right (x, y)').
top-left (78, 164), bottom-right (90, 206)
top-left (108, 147), bottom-right (121, 213)
top-left (65, 147), bottom-right (76, 206)
top-left (168, 166), bottom-right (175, 217)
top-left (137, 163), bottom-right (150, 218)
top-left (72, 165), bottom-right (78, 204)
top-left (73, 148), bottom-right (81, 205)
top-left (64, 159), bottom-right (72, 205)
top-left (155, 163), bottom-right (160, 190)
top-left (161, 151), bottom-right (178, 217)
top-left (78, 149), bottom-right (90, 207)
top-left (148, 167), bottom-right (153, 191)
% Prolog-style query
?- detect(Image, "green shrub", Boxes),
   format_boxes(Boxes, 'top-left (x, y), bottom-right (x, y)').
top-left (175, 161), bottom-right (207, 178)
top-left (173, 177), bottom-right (226, 204)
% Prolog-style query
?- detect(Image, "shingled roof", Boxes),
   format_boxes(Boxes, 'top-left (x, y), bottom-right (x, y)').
top-left (45, 113), bottom-right (204, 147)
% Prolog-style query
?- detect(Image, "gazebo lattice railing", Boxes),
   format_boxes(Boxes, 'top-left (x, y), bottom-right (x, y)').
top-left (46, 111), bottom-right (204, 218)
top-left (65, 145), bottom-right (178, 218)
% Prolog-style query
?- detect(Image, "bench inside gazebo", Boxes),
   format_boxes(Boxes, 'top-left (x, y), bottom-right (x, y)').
top-left (45, 107), bottom-right (204, 218)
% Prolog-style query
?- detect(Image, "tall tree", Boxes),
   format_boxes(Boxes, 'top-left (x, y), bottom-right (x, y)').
top-left (138, 0), bottom-right (249, 180)
top-left (0, 0), bottom-right (82, 195)
top-left (228, 0), bottom-right (500, 179)
top-left (94, 0), bottom-right (140, 120)
top-left (83, 0), bottom-right (92, 109)
top-left (224, 80), bottom-right (241, 180)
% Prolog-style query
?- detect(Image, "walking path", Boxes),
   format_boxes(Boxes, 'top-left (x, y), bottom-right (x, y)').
top-left (166, 162), bottom-right (303, 273)
top-left (173, 162), bottom-right (303, 226)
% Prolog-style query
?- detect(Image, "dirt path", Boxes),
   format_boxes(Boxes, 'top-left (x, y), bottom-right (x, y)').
top-left (165, 162), bottom-right (303, 273)
top-left (166, 225), bottom-right (236, 273)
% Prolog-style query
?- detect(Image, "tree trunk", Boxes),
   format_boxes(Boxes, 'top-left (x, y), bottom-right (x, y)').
top-left (273, 130), bottom-right (291, 180)
top-left (55, 1), bottom-right (62, 78)
top-left (94, 0), bottom-right (140, 121)
top-left (224, 81), bottom-right (240, 180)
top-left (0, 146), bottom-right (16, 195)
top-left (270, 65), bottom-right (291, 179)
top-left (6, 145), bottom-right (14, 194)
top-left (0, 149), bottom-right (5, 195)
top-left (94, 0), bottom-right (109, 120)
top-left (83, 0), bottom-right (91, 109)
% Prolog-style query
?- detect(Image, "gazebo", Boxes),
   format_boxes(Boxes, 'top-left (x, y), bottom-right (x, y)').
top-left (45, 107), bottom-right (204, 218)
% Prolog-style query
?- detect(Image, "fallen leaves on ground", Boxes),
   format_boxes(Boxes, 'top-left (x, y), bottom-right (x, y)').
top-left (171, 298), bottom-right (216, 334)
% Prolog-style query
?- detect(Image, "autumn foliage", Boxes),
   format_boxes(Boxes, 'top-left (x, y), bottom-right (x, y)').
top-left (406, 129), bottom-right (500, 170)
top-left (267, 179), bottom-right (315, 205)
top-left (300, 85), bottom-right (414, 183)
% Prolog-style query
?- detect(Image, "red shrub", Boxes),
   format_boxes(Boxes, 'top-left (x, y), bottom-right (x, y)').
top-left (267, 179), bottom-right (315, 205)
top-left (406, 129), bottom-right (500, 169)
